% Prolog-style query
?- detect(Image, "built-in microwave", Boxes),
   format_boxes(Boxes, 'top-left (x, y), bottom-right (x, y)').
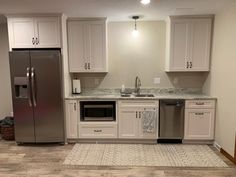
top-left (80, 101), bottom-right (116, 121)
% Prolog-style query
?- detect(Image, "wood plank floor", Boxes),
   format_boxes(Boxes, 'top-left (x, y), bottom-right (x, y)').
top-left (0, 139), bottom-right (236, 177)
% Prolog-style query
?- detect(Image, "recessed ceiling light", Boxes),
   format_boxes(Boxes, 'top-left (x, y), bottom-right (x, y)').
top-left (140, 0), bottom-right (151, 5)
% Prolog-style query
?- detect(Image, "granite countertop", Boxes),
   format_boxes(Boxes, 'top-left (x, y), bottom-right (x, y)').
top-left (65, 88), bottom-right (216, 100)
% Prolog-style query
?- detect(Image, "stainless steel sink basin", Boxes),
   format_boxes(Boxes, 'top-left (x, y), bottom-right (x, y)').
top-left (135, 94), bottom-right (155, 97)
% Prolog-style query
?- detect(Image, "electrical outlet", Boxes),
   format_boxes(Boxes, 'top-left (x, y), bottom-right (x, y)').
top-left (154, 78), bottom-right (161, 84)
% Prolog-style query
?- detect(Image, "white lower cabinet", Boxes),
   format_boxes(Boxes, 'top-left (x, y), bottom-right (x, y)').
top-left (79, 122), bottom-right (117, 139)
top-left (65, 100), bottom-right (78, 139)
top-left (118, 100), bottom-right (159, 139)
top-left (184, 100), bottom-right (215, 140)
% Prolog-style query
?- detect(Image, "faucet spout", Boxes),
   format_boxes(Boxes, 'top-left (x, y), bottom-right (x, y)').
top-left (134, 76), bottom-right (141, 95)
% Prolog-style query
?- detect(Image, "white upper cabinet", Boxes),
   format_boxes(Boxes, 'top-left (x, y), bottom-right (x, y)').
top-left (67, 18), bottom-right (108, 73)
top-left (165, 16), bottom-right (213, 72)
top-left (8, 18), bottom-right (35, 48)
top-left (34, 17), bottom-right (61, 48)
top-left (7, 16), bottom-right (61, 50)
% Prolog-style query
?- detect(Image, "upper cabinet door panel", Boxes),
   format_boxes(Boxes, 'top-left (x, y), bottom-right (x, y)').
top-left (35, 17), bottom-right (61, 48)
top-left (166, 16), bottom-right (213, 72)
top-left (67, 19), bottom-right (107, 73)
top-left (67, 21), bottom-right (87, 72)
top-left (190, 19), bottom-right (212, 71)
top-left (88, 21), bottom-right (107, 72)
top-left (170, 20), bottom-right (190, 71)
top-left (9, 18), bottom-right (35, 48)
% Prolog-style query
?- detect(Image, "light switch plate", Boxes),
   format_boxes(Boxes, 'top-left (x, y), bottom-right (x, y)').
top-left (154, 78), bottom-right (161, 84)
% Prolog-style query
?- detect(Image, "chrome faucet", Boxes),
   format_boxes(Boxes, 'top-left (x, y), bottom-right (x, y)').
top-left (134, 76), bottom-right (141, 95)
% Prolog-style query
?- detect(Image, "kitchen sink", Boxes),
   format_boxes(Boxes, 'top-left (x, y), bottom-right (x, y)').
top-left (120, 94), bottom-right (131, 97)
top-left (135, 94), bottom-right (155, 97)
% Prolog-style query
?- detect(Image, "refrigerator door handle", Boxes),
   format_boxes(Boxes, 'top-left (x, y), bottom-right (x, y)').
top-left (31, 67), bottom-right (37, 107)
top-left (27, 67), bottom-right (32, 107)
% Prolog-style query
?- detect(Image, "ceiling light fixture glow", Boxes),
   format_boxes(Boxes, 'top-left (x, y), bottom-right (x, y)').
top-left (140, 0), bottom-right (151, 5)
top-left (131, 16), bottom-right (140, 38)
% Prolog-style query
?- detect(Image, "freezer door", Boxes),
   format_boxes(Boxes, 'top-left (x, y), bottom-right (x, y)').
top-left (30, 50), bottom-right (64, 142)
top-left (9, 51), bottom-right (35, 143)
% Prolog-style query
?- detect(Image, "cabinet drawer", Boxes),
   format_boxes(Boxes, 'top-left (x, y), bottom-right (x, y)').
top-left (185, 100), bottom-right (215, 109)
top-left (79, 123), bottom-right (117, 139)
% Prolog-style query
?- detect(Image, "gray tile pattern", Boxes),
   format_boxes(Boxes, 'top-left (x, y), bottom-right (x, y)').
top-left (64, 144), bottom-right (227, 167)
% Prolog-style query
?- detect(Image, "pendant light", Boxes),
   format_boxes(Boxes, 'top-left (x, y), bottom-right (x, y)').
top-left (132, 16), bottom-right (139, 38)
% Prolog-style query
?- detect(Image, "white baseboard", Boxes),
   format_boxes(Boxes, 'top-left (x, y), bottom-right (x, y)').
top-left (213, 141), bottom-right (221, 151)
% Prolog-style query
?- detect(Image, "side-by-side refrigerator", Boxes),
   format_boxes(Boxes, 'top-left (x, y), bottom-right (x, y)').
top-left (9, 50), bottom-right (65, 144)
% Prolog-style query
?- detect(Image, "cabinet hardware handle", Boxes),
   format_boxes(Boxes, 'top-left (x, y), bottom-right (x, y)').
top-left (196, 102), bottom-right (204, 105)
top-left (94, 130), bottom-right (102, 133)
top-left (190, 62), bottom-right (193, 68)
top-left (136, 111), bottom-right (138, 118)
top-left (187, 61), bottom-right (189, 69)
top-left (139, 112), bottom-right (141, 118)
top-left (88, 63), bottom-right (90, 70)
top-left (31, 67), bottom-right (37, 107)
top-left (195, 112), bottom-right (204, 116)
top-left (85, 63), bottom-right (87, 70)
top-left (32, 38), bottom-right (35, 45)
top-left (74, 103), bottom-right (76, 111)
top-left (26, 67), bottom-right (32, 107)
top-left (35, 38), bottom-right (39, 45)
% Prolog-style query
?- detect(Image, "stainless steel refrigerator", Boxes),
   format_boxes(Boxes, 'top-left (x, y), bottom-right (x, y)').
top-left (9, 50), bottom-right (65, 144)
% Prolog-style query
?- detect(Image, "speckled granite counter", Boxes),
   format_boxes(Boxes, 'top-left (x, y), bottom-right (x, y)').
top-left (65, 88), bottom-right (216, 100)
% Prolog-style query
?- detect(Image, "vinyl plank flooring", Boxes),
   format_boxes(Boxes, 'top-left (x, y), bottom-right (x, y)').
top-left (0, 139), bottom-right (235, 177)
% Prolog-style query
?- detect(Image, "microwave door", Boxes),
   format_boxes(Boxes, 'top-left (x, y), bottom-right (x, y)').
top-left (83, 104), bottom-right (114, 121)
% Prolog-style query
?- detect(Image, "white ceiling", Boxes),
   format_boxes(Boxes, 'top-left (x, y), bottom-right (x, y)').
top-left (0, 0), bottom-right (234, 22)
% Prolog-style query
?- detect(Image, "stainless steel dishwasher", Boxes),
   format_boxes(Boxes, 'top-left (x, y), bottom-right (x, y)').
top-left (158, 99), bottom-right (185, 143)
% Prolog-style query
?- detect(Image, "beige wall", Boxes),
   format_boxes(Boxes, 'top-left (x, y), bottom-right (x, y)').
top-left (75, 21), bottom-right (207, 89)
top-left (203, 1), bottom-right (236, 157)
top-left (0, 23), bottom-right (12, 119)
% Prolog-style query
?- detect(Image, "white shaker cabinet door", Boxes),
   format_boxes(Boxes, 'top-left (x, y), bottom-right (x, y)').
top-left (8, 18), bottom-right (35, 48)
top-left (169, 20), bottom-right (190, 71)
top-left (67, 21), bottom-right (87, 72)
top-left (88, 21), bottom-right (107, 72)
top-left (189, 19), bottom-right (212, 71)
top-left (184, 109), bottom-right (215, 140)
top-left (65, 100), bottom-right (78, 139)
top-left (35, 17), bottom-right (61, 48)
top-left (119, 108), bottom-right (139, 139)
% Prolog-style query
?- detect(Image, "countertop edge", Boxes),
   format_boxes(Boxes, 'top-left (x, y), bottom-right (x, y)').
top-left (64, 96), bottom-right (217, 100)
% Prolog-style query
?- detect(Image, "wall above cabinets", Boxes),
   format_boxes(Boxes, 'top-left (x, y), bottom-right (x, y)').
top-left (165, 15), bottom-right (214, 72)
top-left (67, 18), bottom-right (108, 73)
top-left (7, 15), bottom-right (61, 51)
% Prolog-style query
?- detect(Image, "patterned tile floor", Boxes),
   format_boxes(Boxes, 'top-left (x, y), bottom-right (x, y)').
top-left (0, 138), bottom-right (236, 177)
